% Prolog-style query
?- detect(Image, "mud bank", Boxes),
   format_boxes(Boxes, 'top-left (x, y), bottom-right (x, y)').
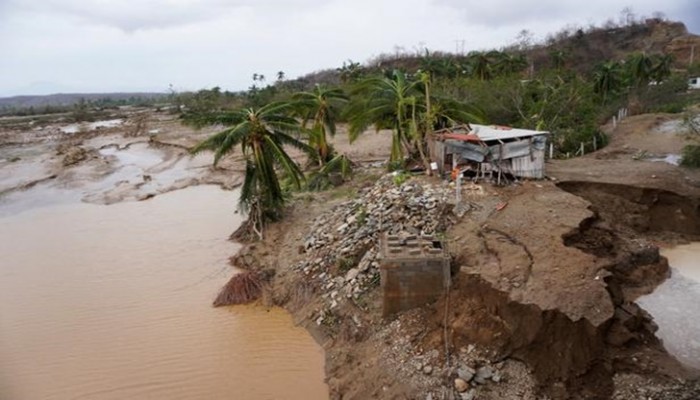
top-left (557, 181), bottom-right (700, 239)
top-left (233, 173), bottom-right (700, 399)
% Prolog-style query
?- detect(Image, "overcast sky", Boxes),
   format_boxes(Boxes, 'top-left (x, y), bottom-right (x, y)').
top-left (0, 0), bottom-right (698, 97)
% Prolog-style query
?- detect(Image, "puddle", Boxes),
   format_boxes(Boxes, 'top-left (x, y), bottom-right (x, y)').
top-left (61, 119), bottom-right (124, 134)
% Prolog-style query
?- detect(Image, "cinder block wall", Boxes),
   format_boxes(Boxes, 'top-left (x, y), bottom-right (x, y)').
top-left (380, 233), bottom-right (451, 316)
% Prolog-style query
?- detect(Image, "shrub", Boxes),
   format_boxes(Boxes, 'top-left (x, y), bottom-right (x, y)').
top-left (680, 145), bottom-right (700, 168)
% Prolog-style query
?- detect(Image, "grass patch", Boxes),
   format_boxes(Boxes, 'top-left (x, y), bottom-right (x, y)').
top-left (681, 145), bottom-right (700, 168)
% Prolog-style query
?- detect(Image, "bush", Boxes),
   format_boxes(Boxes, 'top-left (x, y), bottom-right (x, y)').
top-left (680, 145), bottom-right (700, 168)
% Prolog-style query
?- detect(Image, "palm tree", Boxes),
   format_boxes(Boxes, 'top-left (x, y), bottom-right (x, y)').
top-left (292, 85), bottom-right (348, 165)
top-left (626, 53), bottom-right (654, 87)
top-left (493, 52), bottom-right (528, 76)
top-left (345, 70), bottom-right (422, 163)
top-left (549, 49), bottom-right (567, 70)
top-left (593, 61), bottom-right (624, 104)
top-left (651, 54), bottom-right (673, 82)
top-left (470, 53), bottom-right (492, 80)
top-left (346, 70), bottom-right (483, 166)
top-left (190, 102), bottom-right (311, 239)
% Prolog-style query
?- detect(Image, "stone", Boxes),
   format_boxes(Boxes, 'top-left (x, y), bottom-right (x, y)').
top-left (476, 366), bottom-right (493, 380)
top-left (460, 389), bottom-right (476, 400)
top-left (457, 366), bottom-right (475, 382)
top-left (345, 268), bottom-right (360, 282)
top-left (454, 378), bottom-right (469, 393)
top-left (492, 372), bottom-right (501, 383)
top-left (423, 365), bottom-right (433, 375)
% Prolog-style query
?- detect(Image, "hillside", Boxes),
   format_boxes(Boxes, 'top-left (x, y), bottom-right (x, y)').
top-left (291, 19), bottom-right (700, 89)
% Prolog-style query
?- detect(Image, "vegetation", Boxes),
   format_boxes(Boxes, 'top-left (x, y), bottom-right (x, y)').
top-left (292, 85), bottom-right (348, 166)
top-left (182, 12), bottom-right (699, 237)
top-left (189, 102), bottom-right (311, 239)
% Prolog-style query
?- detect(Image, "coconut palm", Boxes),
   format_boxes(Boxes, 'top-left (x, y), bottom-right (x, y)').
top-left (593, 61), bottom-right (624, 104)
top-left (493, 52), bottom-right (528, 76)
top-left (651, 54), bottom-right (674, 82)
top-left (190, 102), bottom-right (311, 239)
top-left (292, 85), bottom-right (348, 166)
top-left (549, 49), bottom-right (567, 70)
top-left (470, 53), bottom-right (492, 81)
top-left (345, 70), bottom-right (422, 163)
top-left (346, 70), bottom-right (483, 167)
top-left (626, 53), bottom-right (654, 87)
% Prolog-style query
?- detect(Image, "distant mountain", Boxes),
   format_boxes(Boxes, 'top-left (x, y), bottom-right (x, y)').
top-left (0, 92), bottom-right (169, 109)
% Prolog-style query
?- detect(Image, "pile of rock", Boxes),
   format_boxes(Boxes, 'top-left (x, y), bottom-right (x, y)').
top-left (293, 174), bottom-right (454, 324)
top-left (454, 364), bottom-right (502, 399)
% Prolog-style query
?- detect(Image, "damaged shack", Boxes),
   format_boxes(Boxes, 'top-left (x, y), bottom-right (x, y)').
top-left (428, 124), bottom-right (549, 180)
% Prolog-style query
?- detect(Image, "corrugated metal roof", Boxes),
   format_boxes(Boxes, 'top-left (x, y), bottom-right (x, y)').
top-left (435, 124), bottom-right (549, 142)
top-left (471, 124), bottom-right (549, 141)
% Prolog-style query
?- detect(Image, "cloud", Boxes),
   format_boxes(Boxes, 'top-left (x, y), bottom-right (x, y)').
top-left (3, 0), bottom-right (318, 32)
top-left (433, 0), bottom-right (690, 29)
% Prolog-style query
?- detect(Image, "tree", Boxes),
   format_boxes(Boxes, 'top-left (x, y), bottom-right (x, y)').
top-left (470, 53), bottom-right (492, 80)
top-left (292, 85), bottom-right (348, 166)
top-left (549, 49), bottom-right (567, 70)
top-left (346, 70), bottom-right (482, 166)
top-left (345, 70), bottom-right (423, 163)
top-left (593, 61), bottom-right (624, 104)
top-left (190, 102), bottom-right (311, 239)
top-left (277, 71), bottom-right (285, 81)
top-left (626, 53), bottom-right (654, 87)
top-left (651, 54), bottom-right (673, 82)
top-left (337, 59), bottom-right (363, 83)
top-left (492, 52), bottom-right (528, 76)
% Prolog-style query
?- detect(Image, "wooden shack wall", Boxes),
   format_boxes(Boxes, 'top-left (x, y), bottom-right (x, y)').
top-left (510, 148), bottom-right (546, 178)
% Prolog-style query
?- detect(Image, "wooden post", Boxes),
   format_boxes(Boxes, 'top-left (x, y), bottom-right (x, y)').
top-left (549, 143), bottom-right (554, 159)
top-left (593, 137), bottom-right (597, 151)
top-left (456, 173), bottom-right (462, 203)
top-left (580, 142), bottom-right (585, 156)
top-left (612, 116), bottom-right (617, 128)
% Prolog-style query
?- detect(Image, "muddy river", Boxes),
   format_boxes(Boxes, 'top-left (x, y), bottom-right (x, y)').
top-left (0, 186), bottom-right (327, 400)
top-left (638, 243), bottom-right (700, 370)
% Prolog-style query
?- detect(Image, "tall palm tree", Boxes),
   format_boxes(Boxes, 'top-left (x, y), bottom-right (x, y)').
top-left (549, 49), bottom-right (567, 71)
top-left (593, 61), bottom-right (624, 104)
top-left (651, 54), bottom-right (673, 82)
top-left (470, 53), bottom-right (492, 80)
top-left (292, 85), bottom-right (348, 165)
top-left (345, 70), bottom-right (422, 163)
top-left (626, 53), bottom-right (654, 87)
top-left (346, 70), bottom-right (483, 166)
top-left (190, 102), bottom-right (311, 239)
top-left (493, 52), bottom-right (528, 76)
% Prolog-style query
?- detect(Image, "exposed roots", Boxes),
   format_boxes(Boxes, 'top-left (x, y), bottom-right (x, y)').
top-left (212, 271), bottom-right (264, 307)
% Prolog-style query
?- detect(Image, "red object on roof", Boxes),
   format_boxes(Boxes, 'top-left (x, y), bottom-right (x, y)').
top-left (442, 133), bottom-right (481, 142)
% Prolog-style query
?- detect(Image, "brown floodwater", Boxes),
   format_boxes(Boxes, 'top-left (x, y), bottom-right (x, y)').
top-left (0, 185), bottom-right (327, 400)
top-left (638, 243), bottom-right (700, 370)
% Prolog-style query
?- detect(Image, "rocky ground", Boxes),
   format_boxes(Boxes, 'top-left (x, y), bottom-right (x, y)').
top-left (231, 112), bottom-right (700, 399)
